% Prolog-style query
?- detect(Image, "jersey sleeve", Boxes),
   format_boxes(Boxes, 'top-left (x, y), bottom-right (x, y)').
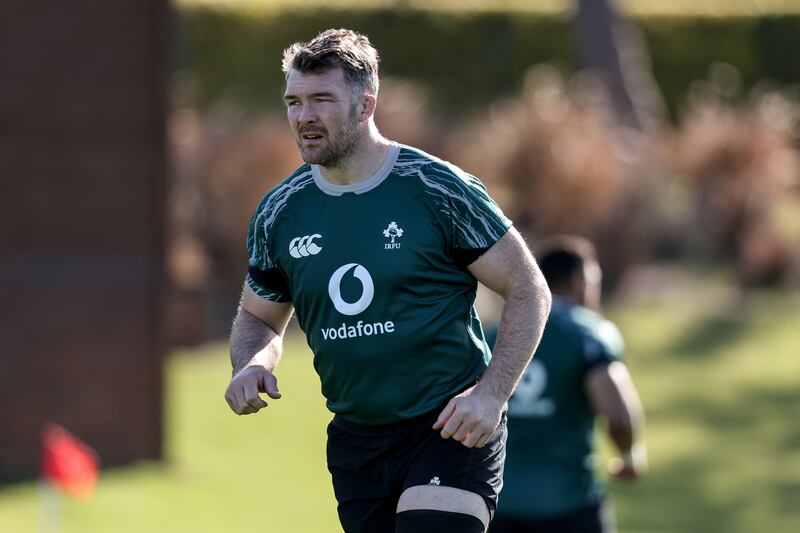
top-left (439, 168), bottom-right (512, 267)
top-left (245, 196), bottom-right (292, 303)
top-left (581, 320), bottom-right (625, 374)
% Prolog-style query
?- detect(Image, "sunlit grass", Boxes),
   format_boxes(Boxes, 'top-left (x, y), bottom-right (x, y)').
top-left (603, 288), bottom-right (800, 533)
top-left (0, 336), bottom-right (339, 533)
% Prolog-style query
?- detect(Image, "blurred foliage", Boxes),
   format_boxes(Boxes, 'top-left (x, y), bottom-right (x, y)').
top-left (175, 3), bottom-right (800, 121)
top-left (448, 64), bottom-right (800, 289)
top-left (2, 283), bottom-right (799, 532)
top-left (666, 81), bottom-right (800, 286)
top-left (167, 98), bottom-right (303, 341)
top-left (447, 65), bottom-right (641, 288)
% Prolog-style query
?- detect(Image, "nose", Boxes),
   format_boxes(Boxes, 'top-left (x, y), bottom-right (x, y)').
top-left (297, 102), bottom-right (318, 124)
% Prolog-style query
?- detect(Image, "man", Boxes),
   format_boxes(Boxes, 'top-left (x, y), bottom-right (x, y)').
top-left (223, 29), bottom-right (551, 533)
top-left (490, 236), bottom-right (646, 533)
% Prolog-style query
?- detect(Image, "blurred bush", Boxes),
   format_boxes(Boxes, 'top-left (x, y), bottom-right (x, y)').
top-left (665, 71), bottom-right (800, 287)
top-left (446, 63), bottom-right (800, 290)
top-left (168, 97), bottom-right (302, 342)
top-left (176, 4), bottom-right (800, 121)
top-left (444, 65), bottom-right (671, 290)
top-left (451, 66), bottom-right (626, 236)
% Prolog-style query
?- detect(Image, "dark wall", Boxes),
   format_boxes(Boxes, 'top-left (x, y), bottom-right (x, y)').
top-left (0, 0), bottom-right (168, 480)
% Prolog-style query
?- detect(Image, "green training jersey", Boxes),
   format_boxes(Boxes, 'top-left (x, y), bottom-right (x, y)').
top-left (497, 297), bottom-right (624, 518)
top-left (246, 143), bottom-right (512, 425)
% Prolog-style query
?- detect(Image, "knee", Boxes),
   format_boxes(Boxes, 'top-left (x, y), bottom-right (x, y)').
top-left (396, 509), bottom-right (486, 533)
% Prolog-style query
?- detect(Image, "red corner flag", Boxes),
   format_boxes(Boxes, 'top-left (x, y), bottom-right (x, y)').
top-left (41, 423), bottom-right (99, 499)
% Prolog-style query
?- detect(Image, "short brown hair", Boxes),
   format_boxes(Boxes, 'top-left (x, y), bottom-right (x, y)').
top-left (281, 28), bottom-right (380, 95)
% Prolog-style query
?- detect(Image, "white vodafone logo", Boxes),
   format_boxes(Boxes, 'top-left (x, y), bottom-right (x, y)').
top-left (289, 234), bottom-right (322, 259)
top-left (328, 263), bottom-right (374, 316)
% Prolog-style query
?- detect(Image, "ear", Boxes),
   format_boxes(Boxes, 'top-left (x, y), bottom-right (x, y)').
top-left (359, 93), bottom-right (377, 122)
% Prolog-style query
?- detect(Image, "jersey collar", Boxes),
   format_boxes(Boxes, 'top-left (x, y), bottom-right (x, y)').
top-left (312, 143), bottom-right (401, 196)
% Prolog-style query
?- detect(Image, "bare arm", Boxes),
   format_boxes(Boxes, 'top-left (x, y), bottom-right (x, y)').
top-left (433, 227), bottom-right (552, 447)
top-left (585, 361), bottom-right (647, 479)
top-left (224, 283), bottom-right (294, 415)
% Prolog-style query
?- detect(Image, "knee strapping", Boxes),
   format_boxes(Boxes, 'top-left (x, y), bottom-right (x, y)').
top-left (396, 509), bottom-right (485, 533)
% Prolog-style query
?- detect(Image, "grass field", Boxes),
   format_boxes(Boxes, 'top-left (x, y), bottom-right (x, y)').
top-left (1, 281), bottom-right (799, 532)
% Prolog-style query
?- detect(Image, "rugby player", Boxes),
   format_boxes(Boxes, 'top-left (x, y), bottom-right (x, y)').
top-left (223, 29), bottom-right (552, 533)
top-left (491, 236), bottom-right (646, 533)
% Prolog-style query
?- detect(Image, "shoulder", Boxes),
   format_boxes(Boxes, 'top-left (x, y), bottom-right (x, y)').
top-left (547, 301), bottom-right (624, 359)
top-left (250, 164), bottom-right (315, 229)
top-left (571, 306), bottom-right (625, 360)
top-left (394, 145), bottom-right (487, 190)
top-left (391, 145), bottom-right (498, 215)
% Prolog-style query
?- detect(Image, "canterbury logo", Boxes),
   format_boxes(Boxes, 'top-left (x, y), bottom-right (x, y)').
top-left (328, 263), bottom-right (374, 316)
top-left (289, 234), bottom-right (322, 258)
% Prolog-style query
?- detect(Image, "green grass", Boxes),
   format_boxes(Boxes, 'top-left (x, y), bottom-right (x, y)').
top-left (0, 337), bottom-right (339, 533)
top-left (603, 288), bottom-right (800, 533)
top-left (1, 286), bottom-right (799, 532)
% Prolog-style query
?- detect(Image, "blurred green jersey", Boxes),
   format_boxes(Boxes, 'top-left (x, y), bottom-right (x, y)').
top-left (497, 297), bottom-right (624, 518)
top-left (246, 143), bottom-right (511, 424)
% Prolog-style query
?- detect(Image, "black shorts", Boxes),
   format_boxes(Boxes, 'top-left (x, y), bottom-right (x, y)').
top-left (326, 406), bottom-right (508, 533)
top-left (490, 500), bottom-right (616, 533)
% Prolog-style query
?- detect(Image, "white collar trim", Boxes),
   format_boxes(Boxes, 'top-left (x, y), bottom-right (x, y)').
top-left (312, 143), bottom-right (401, 196)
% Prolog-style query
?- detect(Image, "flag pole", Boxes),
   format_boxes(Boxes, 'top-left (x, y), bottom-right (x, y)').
top-left (39, 422), bottom-right (99, 532)
top-left (37, 478), bottom-right (60, 533)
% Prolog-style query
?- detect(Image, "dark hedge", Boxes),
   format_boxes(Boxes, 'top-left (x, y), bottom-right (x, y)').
top-left (176, 7), bottom-right (800, 121)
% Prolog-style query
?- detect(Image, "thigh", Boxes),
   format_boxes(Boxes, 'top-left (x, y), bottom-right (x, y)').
top-left (396, 509), bottom-right (486, 533)
top-left (326, 423), bottom-right (399, 533)
top-left (402, 413), bottom-right (507, 518)
top-left (397, 485), bottom-right (489, 530)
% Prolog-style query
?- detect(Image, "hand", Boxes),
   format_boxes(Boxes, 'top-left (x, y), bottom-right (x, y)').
top-left (224, 365), bottom-right (281, 415)
top-left (432, 385), bottom-right (505, 448)
top-left (608, 443), bottom-right (647, 481)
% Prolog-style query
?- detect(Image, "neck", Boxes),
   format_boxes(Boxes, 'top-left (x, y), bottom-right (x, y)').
top-left (553, 291), bottom-right (584, 308)
top-left (318, 126), bottom-right (391, 185)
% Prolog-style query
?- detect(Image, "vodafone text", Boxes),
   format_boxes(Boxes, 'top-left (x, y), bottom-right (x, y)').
top-left (321, 320), bottom-right (395, 340)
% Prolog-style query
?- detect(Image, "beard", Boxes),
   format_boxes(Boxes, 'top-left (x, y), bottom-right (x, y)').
top-left (298, 104), bottom-right (361, 167)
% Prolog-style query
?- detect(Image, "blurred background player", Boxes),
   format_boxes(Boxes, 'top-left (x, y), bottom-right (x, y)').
top-left (490, 235), bottom-right (647, 533)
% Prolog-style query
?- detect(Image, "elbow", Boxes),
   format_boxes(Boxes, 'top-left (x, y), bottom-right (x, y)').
top-left (605, 403), bottom-right (645, 450)
top-left (607, 415), bottom-right (635, 446)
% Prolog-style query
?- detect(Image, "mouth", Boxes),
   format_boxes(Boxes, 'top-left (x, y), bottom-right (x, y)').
top-left (300, 131), bottom-right (325, 141)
